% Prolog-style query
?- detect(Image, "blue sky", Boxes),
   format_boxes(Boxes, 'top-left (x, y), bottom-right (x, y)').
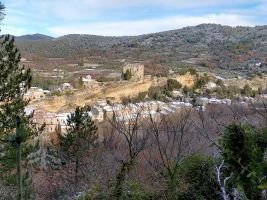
top-left (1, 0), bottom-right (267, 37)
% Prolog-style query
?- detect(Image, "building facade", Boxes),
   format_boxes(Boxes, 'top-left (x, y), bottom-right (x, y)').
top-left (122, 63), bottom-right (144, 80)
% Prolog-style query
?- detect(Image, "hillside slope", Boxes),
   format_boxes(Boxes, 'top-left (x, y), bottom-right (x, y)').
top-left (15, 24), bottom-right (267, 72)
top-left (15, 33), bottom-right (54, 41)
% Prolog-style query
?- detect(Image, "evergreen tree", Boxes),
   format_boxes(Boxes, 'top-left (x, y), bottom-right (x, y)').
top-left (124, 69), bottom-right (132, 80)
top-left (0, 3), bottom-right (33, 198)
top-left (166, 79), bottom-right (182, 91)
top-left (219, 123), bottom-right (267, 199)
top-left (59, 106), bottom-right (98, 195)
top-left (78, 76), bottom-right (84, 88)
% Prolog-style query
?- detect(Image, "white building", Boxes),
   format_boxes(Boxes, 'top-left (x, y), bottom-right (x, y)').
top-left (90, 106), bottom-right (104, 122)
top-left (82, 75), bottom-right (99, 89)
top-left (62, 83), bottom-right (73, 90)
top-left (24, 87), bottom-right (45, 101)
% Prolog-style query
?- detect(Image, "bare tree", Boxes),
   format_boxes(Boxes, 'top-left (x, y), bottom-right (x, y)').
top-left (108, 109), bottom-right (150, 199)
top-left (146, 108), bottom-right (200, 198)
top-left (215, 160), bottom-right (232, 200)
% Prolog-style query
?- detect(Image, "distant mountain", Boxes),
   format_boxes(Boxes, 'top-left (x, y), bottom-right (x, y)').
top-left (14, 24), bottom-right (267, 73)
top-left (15, 33), bottom-right (54, 41)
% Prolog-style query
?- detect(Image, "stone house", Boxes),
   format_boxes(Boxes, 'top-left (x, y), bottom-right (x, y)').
top-left (32, 110), bottom-right (58, 133)
top-left (122, 63), bottom-right (144, 80)
top-left (24, 87), bottom-right (45, 101)
top-left (82, 75), bottom-right (99, 89)
top-left (90, 106), bottom-right (104, 122)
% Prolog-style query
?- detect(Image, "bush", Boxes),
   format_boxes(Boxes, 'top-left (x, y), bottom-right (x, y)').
top-left (183, 86), bottom-right (192, 95)
top-left (137, 91), bottom-right (148, 101)
top-left (148, 86), bottom-right (164, 100)
top-left (124, 69), bottom-right (132, 80)
top-left (242, 84), bottom-right (253, 97)
top-left (175, 154), bottom-right (219, 200)
top-left (78, 181), bottom-right (153, 200)
top-left (188, 68), bottom-right (197, 75)
top-left (219, 123), bottom-right (267, 199)
top-left (166, 79), bottom-right (182, 91)
top-left (51, 90), bottom-right (62, 96)
top-left (215, 79), bottom-right (224, 87)
top-left (121, 92), bottom-right (148, 104)
top-left (193, 75), bottom-right (209, 90)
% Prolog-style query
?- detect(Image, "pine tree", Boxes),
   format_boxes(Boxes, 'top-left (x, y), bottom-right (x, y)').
top-left (124, 69), bottom-right (132, 80)
top-left (78, 76), bottom-right (84, 88)
top-left (59, 106), bottom-right (98, 195)
top-left (0, 4), bottom-right (33, 198)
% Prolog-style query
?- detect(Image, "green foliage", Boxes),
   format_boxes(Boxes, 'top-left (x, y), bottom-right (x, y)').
top-left (215, 79), bottom-right (224, 87)
top-left (63, 89), bottom-right (73, 96)
top-left (78, 60), bottom-right (84, 67)
top-left (168, 154), bottom-right (219, 200)
top-left (59, 106), bottom-right (98, 194)
top-left (51, 90), bottom-right (63, 96)
top-left (188, 68), bottom-right (197, 75)
top-left (0, 35), bottom-right (32, 137)
top-left (163, 88), bottom-right (172, 97)
top-left (121, 92), bottom-right (148, 104)
top-left (120, 181), bottom-right (153, 200)
top-left (78, 180), bottom-right (153, 200)
top-left (0, 143), bottom-right (36, 199)
top-left (0, 142), bottom-right (35, 175)
top-left (177, 69), bottom-right (187, 75)
top-left (211, 85), bottom-right (241, 99)
top-left (148, 86), bottom-right (164, 100)
top-left (0, 32), bottom-right (34, 199)
top-left (137, 91), bottom-right (147, 101)
top-left (78, 76), bottom-right (84, 88)
top-left (182, 86), bottom-right (192, 95)
top-left (124, 69), bottom-right (132, 80)
top-left (148, 79), bottom-right (182, 99)
top-left (166, 79), bottom-right (182, 91)
top-left (219, 123), bottom-right (267, 199)
top-left (59, 106), bottom-right (98, 159)
top-left (193, 75), bottom-right (209, 90)
top-left (242, 84), bottom-right (253, 97)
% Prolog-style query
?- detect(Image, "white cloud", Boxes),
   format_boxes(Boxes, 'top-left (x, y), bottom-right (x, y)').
top-left (1, 25), bottom-right (28, 36)
top-left (2, 0), bottom-right (267, 36)
top-left (47, 14), bottom-right (259, 36)
top-left (5, 0), bottom-right (266, 21)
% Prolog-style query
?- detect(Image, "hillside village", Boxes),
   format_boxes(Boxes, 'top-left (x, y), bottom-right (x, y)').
top-left (9, 32), bottom-right (267, 199)
top-left (23, 61), bottom-right (267, 145)
top-left (2, 0), bottom-right (267, 198)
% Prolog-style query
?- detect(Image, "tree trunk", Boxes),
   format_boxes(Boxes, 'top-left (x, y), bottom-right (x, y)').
top-left (167, 173), bottom-right (177, 199)
top-left (16, 143), bottom-right (22, 200)
top-left (114, 160), bottom-right (134, 200)
top-left (75, 158), bottom-right (79, 195)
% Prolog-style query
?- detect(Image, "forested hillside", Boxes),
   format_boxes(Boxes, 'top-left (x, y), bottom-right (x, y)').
top-left (15, 24), bottom-right (267, 73)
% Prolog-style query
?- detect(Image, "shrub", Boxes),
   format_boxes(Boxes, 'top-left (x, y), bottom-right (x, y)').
top-left (175, 154), bottom-right (219, 200)
top-left (78, 181), bottom-right (153, 200)
top-left (166, 79), bottom-right (182, 91)
top-left (242, 84), bottom-right (253, 97)
top-left (219, 123), bottom-right (267, 199)
top-left (188, 68), bottom-right (197, 75)
top-left (148, 86), bottom-right (164, 100)
top-left (193, 75), bottom-right (209, 90)
top-left (124, 69), bottom-right (132, 80)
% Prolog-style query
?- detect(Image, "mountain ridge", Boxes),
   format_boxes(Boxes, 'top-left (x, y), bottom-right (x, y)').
top-left (15, 33), bottom-right (54, 41)
top-left (14, 24), bottom-right (267, 73)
